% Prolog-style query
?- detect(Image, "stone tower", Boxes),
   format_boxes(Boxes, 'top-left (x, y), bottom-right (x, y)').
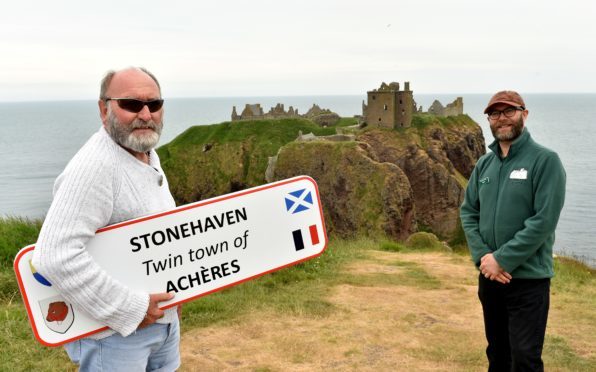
top-left (231, 106), bottom-right (239, 121)
top-left (363, 81), bottom-right (414, 128)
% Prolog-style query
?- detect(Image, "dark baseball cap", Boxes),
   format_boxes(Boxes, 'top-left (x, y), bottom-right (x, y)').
top-left (484, 90), bottom-right (526, 114)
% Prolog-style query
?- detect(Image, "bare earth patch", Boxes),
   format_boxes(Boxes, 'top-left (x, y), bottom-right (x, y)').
top-left (179, 251), bottom-right (594, 371)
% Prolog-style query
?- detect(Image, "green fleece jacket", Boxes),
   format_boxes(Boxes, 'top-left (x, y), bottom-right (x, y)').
top-left (460, 128), bottom-right (566, 278)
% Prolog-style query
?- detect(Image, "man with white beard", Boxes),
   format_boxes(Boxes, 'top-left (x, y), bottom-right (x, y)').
top-left (32, 67), bottom-right (180, 371)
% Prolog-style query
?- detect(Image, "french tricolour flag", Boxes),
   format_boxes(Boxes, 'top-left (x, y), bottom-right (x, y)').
top-left (292, 225), bottom-right (320, 251)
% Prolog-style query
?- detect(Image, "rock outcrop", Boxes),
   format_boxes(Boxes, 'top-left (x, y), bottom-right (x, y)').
top-left (357, 120), bottom-right (484, 237)
top-left (273, 141), bottom-right (415, 240)
top-left (158, 115), bottom-right (485, 241)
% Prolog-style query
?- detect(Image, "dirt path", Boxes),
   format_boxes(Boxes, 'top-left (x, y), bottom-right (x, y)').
top-left (179, 250), bottom-right (491, 371)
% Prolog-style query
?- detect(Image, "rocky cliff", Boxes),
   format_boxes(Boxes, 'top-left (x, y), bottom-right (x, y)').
top-left (157, 119), bottom-right (337, 204)
top-left (157, 115), bottom-right (485, 241)
top-left (273, 141), bottom-right (415, 239)
top-left (355, 115), bottom-right (485, 237)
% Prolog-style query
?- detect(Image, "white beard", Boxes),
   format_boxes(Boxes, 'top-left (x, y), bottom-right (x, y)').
top-left (106, 108), bottom-right (163, 153)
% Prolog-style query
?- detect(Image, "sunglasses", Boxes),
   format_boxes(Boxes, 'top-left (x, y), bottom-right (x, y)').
top-left (105, 98), bottom-right (164, 113)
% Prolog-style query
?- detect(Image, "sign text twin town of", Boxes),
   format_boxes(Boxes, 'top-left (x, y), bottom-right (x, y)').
top-left (14, 176), bottom-right (327, 346)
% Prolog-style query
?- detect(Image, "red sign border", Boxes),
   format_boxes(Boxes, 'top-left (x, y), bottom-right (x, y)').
top-left (14, 176), bottom-right (328, 347)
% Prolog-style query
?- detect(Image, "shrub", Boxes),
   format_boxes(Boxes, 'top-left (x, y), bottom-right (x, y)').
top-left (405, 232), bottom-right (449, 251)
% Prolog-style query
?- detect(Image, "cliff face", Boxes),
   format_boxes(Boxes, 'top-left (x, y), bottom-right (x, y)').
top-left (158, 115), bottom-right (485, 241)
top-left (356, 118), bottom-right (485, 237)
top-left (273, 141), bottom-right (415, 240)
top-left (157, 119), bottom-right (337, 204)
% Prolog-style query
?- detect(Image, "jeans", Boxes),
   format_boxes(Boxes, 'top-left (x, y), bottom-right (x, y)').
top-left (64, 318), bottom-right (180, 372)
top-left (478, 274), bottom-right (550, 372)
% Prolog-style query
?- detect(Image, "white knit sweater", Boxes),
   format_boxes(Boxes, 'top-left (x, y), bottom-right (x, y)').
top-left (32, 126), bottom-right (178, 339)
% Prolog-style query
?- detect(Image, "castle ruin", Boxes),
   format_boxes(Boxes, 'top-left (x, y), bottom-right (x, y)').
top-left (231, 82), bottom-right (464, 129)
top-left (362, 82), bottom-right (464, 128)
top-left (231, 103), bottom-right (340, 126)
top-left (362, 82), bottom-right (415, 128)
top-left (427, 97), bottom-right (464, 117)
top-left (231, 103), bottom-right (299, 121)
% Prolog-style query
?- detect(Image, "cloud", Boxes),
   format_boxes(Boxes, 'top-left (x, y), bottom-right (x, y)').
top-left (0, 0), bottom-right (594, 100)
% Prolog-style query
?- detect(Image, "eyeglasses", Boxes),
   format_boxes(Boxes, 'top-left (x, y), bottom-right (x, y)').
top-left (105, 98), bottom-right (164, 113)
top-left (487, 106), bottom-right (524, 121)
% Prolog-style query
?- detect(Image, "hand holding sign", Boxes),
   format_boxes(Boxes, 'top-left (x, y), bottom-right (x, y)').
top-left (15, 176), bottom-right (327, 346)
top-left (139, 292), bottom-right (175, 329)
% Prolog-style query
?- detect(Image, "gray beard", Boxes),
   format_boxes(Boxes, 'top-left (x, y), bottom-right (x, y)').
top-left (106, 109), bottom-right (163, 153)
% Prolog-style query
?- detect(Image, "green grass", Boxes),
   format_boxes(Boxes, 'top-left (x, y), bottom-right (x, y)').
top-left (159, 118), bottom-right (336, 157)
top-left (378, 240), bottom-right (405, 252)
top-left (410, 113), bottom-right (437, 128)
top-left (0, 217), bottom-right (42, 267)
top-left (156, 118), bottom-right (338, 204)
top-left (543, 334), bottom-right (594, 371)
top-left (409, 113), bottom-right (476, 130)
top-left (0, 217), bottom-right (593, 370)
top-left (156, 114), bottom-right (482, 209)
top-left (553, 256), bottom-right (595, 291)
top-left (0, 217), bottom-right (74, 370)
top-left (0, 301), bottom-right (75, 371)
top-left (336, 117), bottom-right (359, 127)
top-left (180, 238), bottom-right (370, 330)
top-left (341, 265), bottom-right (442, 290)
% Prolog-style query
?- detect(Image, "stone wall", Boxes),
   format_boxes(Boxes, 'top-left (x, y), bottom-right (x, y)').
top-left (231, 103), bottom-right (300, 121)
top-left (427, 97), bottom-right (463, 117)
top-left (231, 102), bottom-right (339, 125)
top-left (363, 82), bottom-right (414, 128)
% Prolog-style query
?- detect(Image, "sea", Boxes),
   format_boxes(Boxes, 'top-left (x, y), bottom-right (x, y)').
top-left (1, 94), bottom-right (594, 267)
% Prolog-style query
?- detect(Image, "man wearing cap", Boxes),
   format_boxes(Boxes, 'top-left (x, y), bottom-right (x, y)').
top-left (460, 91), bottom-right (566, 371)
top-left (32, 67), bottom-right (181, 371)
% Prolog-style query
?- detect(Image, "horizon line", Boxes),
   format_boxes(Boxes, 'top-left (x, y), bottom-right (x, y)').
top-left (1, 92), bottom-right (595, 104)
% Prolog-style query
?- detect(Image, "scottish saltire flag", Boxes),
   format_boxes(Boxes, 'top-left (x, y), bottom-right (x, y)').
top-left (285, 188), bottom-right (313, 214)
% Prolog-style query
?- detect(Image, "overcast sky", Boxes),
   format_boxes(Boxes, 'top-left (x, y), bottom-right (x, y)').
top-left (1, 0), bottom-right (594, 101)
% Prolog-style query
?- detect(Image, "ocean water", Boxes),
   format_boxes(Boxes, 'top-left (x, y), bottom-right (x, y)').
top-left (0, 94), bottom-right (594, 267)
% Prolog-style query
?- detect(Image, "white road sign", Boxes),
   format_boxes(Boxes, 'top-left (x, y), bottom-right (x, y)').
top-left (14, 176), bottom-right (327, 346)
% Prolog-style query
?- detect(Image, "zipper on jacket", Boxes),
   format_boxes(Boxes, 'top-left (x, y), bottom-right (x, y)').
top-left (492, 159), bottom-right (503, 251)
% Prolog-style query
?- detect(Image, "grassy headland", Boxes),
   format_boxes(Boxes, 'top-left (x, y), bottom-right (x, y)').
top-left (0, 114), bottom-right (590, 370)
top-left (156, 114), bottom-right (480, 206)
top-left (157, 118), bottom-right (337, 204)
top-left (1, 217), bottom-right (593, 370)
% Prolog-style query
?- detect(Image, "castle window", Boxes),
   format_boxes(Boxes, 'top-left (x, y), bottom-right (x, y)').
top-left (402, 110), bottom-right (405, 116)
top-left (400, 99), bottom-right (402, 104)
top-left (383, 104), bottom-right (387, 110)
top-left (378, 118), bottom-right (382, 122)
top-left (372, 95), bottom-right (376, 100)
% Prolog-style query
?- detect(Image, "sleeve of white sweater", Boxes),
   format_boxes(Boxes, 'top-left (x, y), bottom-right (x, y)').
top-left (31, 135), bottom-right (149, 337)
